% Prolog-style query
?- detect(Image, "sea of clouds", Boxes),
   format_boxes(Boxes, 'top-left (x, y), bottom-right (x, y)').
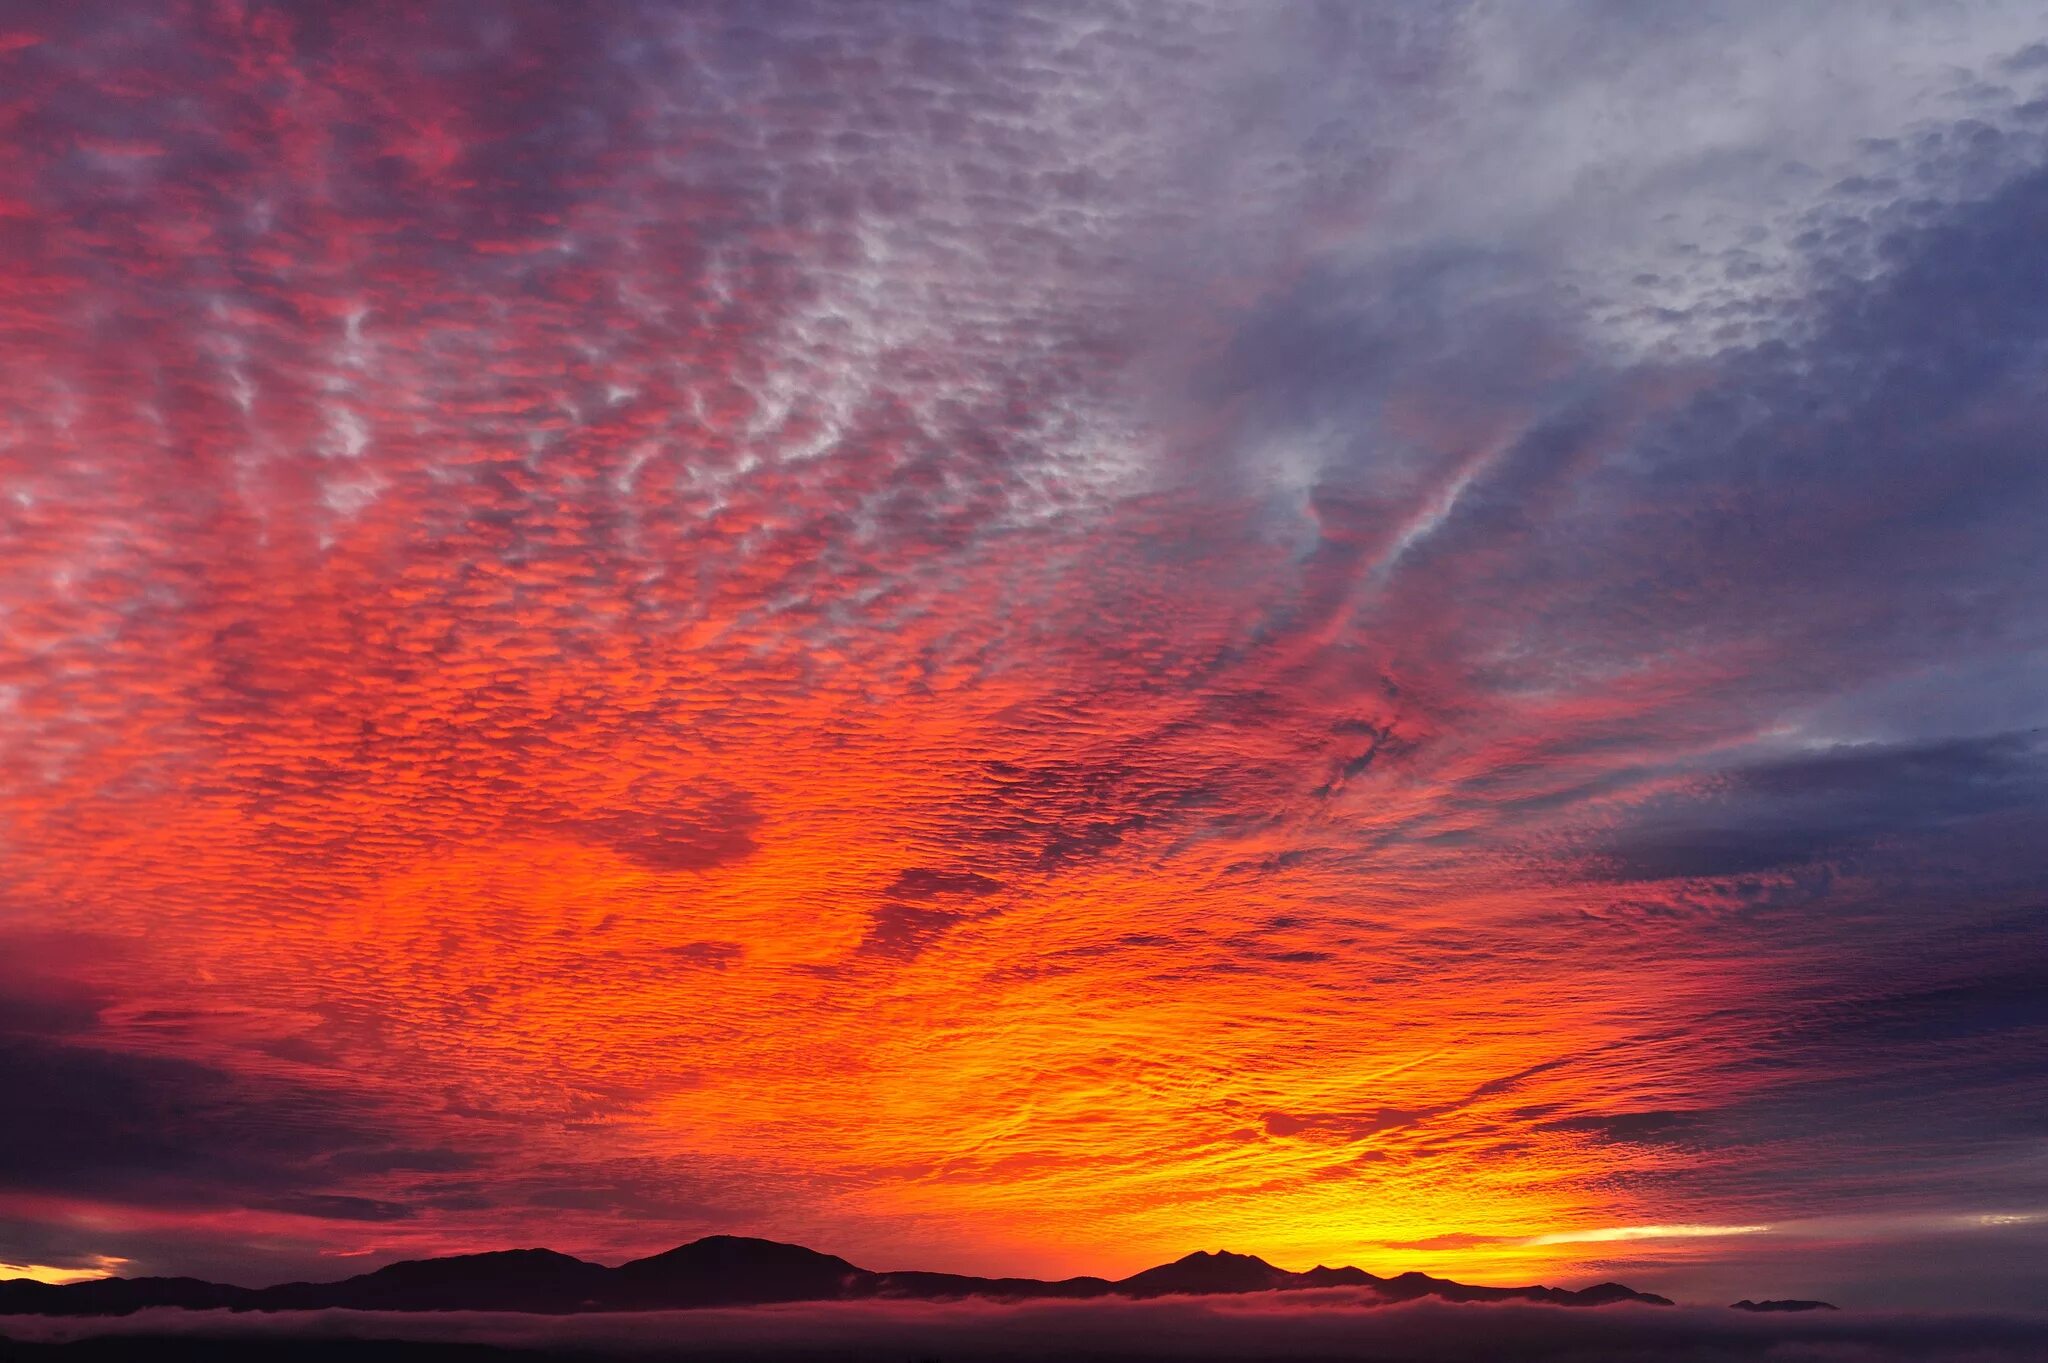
top-left (7, 1292), bottom-right (2048, 1362)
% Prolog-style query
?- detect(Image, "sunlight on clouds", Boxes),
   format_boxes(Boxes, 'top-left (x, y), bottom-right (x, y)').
top-left (1528, 1225), bottom-right (1772, 1246)
top-left (0, 1258), bottom-right (127, 1286)
top-left (0, 0), bottom-right (2044, 1303)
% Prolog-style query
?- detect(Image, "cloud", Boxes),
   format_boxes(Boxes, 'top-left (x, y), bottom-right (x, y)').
top-left (1, 0), bottom-right (2047, 1305)
top-left (254, 1197), bottom-right (416, 1224)
top-left (0, 1034), bottom-right (378, 1206)
top-left (1536, 1111), bottom-right (1705, 1147)
top-left (4, 1298), bottom-right (2048, 1363)
top-left (562, 792), bottom-right (764, 874)
top-left (1587, 732), bottom-right (2048, 881)
top-left (884, 869), bottom-right (1004, 901)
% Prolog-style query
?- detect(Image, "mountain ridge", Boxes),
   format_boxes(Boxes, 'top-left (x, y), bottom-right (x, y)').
top-left (0, 1234), bottom-right (1703, 1316)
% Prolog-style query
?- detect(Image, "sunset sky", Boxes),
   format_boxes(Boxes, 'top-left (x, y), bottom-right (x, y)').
top-left (3, 0), bottom-right (2046, 1313)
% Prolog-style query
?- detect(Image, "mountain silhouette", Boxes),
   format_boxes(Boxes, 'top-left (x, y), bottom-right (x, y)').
top-left (1732, 1298), bottom-right (1839, 1311)
top-left (609, 1236), bottom-right (865, 1308)
top-left (0, 1235), bottom-right (1694, 1317)
top-left (261, 1250), bottom-right (613, 1313)
top-left (1115, 1249), bottom-right (1294, 1297)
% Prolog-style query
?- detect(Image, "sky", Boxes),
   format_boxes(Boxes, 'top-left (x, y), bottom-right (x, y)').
top-left (1, 0), bottom-right (2046, 1314)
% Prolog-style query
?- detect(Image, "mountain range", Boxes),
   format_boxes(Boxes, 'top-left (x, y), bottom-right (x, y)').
top-left (0, 1235), bottom-right (1729, 1316)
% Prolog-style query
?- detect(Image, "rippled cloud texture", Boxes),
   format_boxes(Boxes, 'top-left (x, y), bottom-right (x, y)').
top-left (2, 0), bottom-right (2047, 1309)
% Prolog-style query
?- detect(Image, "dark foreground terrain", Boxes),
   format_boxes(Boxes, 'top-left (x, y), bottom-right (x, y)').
top-left (13, 1234), bottom-right (2045, 1363)
top-left (0, 1237), bottom-right (1673, 1317)
top-left (4, 1296), bottom-right (2048, 1363)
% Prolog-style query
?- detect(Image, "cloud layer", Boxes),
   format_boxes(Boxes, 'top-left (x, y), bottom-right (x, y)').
top-left (9, 1297), bottom-right (2048, 1363)
top-left (0, 0), bottom-right (2045, 1306)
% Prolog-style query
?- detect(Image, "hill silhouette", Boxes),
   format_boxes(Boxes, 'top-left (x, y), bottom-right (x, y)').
top-left (0, 1235), bottom-right (1688, 1317)
top-left (1731, 1298), bottom-right (1839, 1311)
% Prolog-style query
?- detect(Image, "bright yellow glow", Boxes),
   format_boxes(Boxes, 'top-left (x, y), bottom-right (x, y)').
top-left (0, 1258), bottom-right (127, 1286)
top-left (1527, 1225), bottom-right (1771, 1246)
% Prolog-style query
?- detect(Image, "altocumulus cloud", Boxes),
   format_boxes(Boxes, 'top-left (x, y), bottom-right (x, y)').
top-left (2, 0), bottom-right (2048, 1303)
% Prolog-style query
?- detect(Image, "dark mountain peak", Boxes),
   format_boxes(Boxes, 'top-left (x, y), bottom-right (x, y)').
top-left (359, 1248), bottom-right (598, 1281)
top-left (1367, 1269), bottom-right (1669, 1308)
top-left (1116, 1248), bottom-right (1289, 1297)
top-left (611, 1235), bottom-right (865, 1307)
top-left (0, 1275), bottom-right (254, 1317)
top-left (265, 1248), bottom-right (611, 1313)
top-left (864, 1270), bottom-right (1115, 1302)
top-left (1377, 1269), bottom-right (1458, 1294)
top-left (1175, 1249), bottom-right (1274, 1269)
top-left (1573, 1282), bottom-right (1675, 1307)
top-left (619, 1234), bottom-right (864, 1275)
top-left (1732, 1298), bottom-right (1839, 1311)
